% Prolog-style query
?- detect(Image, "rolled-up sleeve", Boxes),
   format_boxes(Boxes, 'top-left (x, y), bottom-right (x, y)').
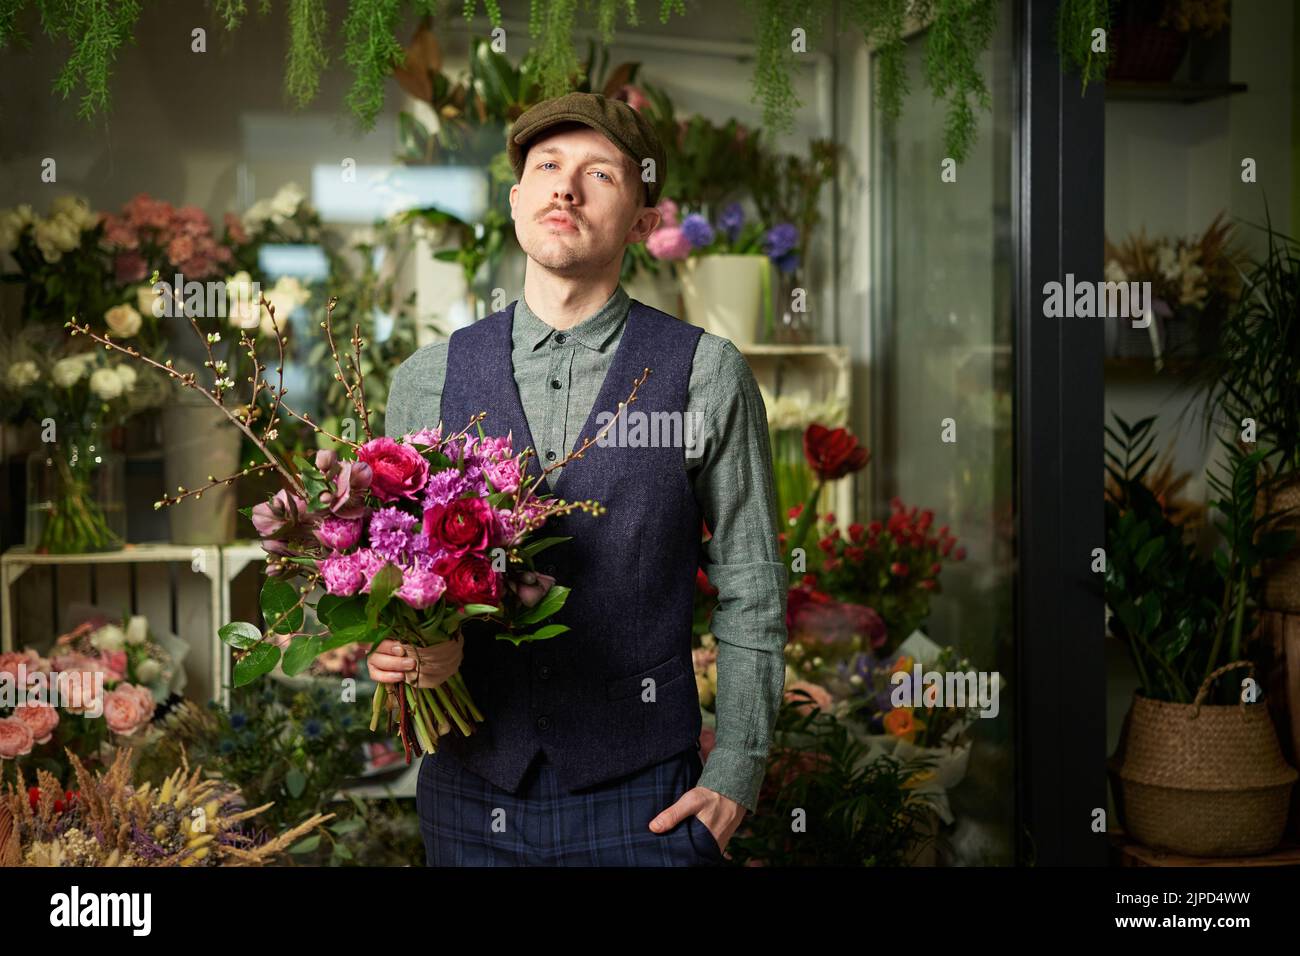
top-left (691, 340), bottom-right (789, 813)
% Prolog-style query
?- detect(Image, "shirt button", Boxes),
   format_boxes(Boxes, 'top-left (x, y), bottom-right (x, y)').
top-left (538, 665), bottom-right (552, 680)
top-left (550, 378), bottom-right (562, 389)
top-left (545, 449), bottom-right (557, 461)
top-left (537, 715), bottom-right (551, 730)
top-left (555, 333), bottom-right (567, 344)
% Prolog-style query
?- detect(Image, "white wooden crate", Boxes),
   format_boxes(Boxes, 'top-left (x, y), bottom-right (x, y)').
top-left (1, 543), bottom-right (269, 708)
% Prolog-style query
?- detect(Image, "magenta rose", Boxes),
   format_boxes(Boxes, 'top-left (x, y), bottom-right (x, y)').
top-left (357, 438), bottom-right (429, 502)
top-left (15, 704), bottom-right (59, 744)
top-left (433, 552), bottom-right (502, 607)
top-left (423, 497), bottom-right (494, 555)
top-left (314, 516), bottom-right (363, 551)
top-left (396, 568), bottom-right (447, 610)
top-left (0, 716), bottom-right (35, 759)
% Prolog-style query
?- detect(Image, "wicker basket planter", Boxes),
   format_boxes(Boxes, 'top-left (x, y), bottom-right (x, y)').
top-left (1108, 662), bottom-right (1299, 857)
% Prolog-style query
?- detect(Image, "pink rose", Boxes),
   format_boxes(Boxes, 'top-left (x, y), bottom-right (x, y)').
top-left (423, 497), bottom-right (494, 555)
top-left (15, 704), bottom-right (59, 745)
top-left (0, 649), bottom-right (46, 680)
top-left (784, 680), bottom-right (833, 717)
top-left (103, 684), bottom-right (154, 736)
top-left (357, 437), bottom-right (429, 502)
top-left (0, 717), bottom-right (35, 759)
top-left (100, 649), bottom-right (128, 683)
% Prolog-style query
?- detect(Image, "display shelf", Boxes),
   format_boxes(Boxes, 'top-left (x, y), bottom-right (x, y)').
top-left (1105, 81), bottom-right (1248, 103)
top-left (0, 541), bottom-right (268, 708)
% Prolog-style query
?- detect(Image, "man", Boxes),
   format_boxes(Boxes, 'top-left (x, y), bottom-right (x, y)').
top-left (379, 91), bottom-right (788, 866)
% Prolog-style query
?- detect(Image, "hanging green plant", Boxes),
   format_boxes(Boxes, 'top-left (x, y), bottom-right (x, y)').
top-left (1056, 0), bottom-right (1113, 91)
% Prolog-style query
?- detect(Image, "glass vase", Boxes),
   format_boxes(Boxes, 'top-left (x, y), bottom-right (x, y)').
top-left (25, 440), bottom-right (126, 553)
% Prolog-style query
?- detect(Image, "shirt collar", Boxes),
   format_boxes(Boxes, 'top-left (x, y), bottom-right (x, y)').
top-left (513, 284), bottom-right (630, 352)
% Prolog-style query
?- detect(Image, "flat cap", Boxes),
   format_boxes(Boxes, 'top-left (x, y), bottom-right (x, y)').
top-left (506, 91), bottom-right (666, 208)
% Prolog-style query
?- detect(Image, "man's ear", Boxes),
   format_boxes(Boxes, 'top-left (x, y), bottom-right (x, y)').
top-left (508, 183), bottom-right (518, 219)
top-left (628, 205), bottom-right (661, 244)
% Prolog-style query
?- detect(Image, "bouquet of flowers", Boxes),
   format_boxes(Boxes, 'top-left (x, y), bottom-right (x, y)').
top-left (66, 294), bottom-right (637, 763)
top-left (0, 747), bottom-right (331, 867)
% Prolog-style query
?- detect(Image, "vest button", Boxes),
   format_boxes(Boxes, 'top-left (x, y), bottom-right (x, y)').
top-left (536, 715), bottom-right (551, 730)
top-left (551, 378), bottom-right (562, 389)
top-left (545, 449), bottom-right (556, 461)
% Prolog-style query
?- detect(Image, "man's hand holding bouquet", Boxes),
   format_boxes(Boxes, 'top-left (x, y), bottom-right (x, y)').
top-left (67, 292), bottom-right (647, 763)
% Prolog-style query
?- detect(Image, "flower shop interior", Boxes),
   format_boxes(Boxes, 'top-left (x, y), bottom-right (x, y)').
top-left (1, 0), bottom-right (1299, 874)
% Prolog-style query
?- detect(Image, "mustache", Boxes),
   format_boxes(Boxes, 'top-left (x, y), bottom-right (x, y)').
top-left (539, 206), bottom-right (581, 225)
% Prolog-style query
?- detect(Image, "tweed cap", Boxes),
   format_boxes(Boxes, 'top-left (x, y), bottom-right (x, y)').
top-left (506, 91), bottom-right (666, 207)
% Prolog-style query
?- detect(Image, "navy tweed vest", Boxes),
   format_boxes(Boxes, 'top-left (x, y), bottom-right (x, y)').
top-left (437, 299), bottom-right (706, 794)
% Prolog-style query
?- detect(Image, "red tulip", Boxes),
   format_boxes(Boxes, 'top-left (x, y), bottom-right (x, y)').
top-left (802, 424), bottom-right (870, 482)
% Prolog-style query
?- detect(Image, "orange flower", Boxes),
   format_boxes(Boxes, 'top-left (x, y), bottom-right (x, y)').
top-left (883, 707), bottom-right (924, 742)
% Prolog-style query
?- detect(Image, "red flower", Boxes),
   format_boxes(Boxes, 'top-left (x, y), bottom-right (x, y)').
top-left (696, 567), bottom-right (718, 597)
top-left (845, 546), bottom-right (866, 562)
top-left (356, 437), bottom-right (429, 502)
top-left (787, 503), bottom-right (804, 522)
top-left (423, 497), bottom-right (494, 555)
top-left (929, 562), bottom-right (942, 575)
top-left (890, 561), bottom-right (909, 577)
top-left (868, 521), bottom-right (882, 535)
top-left (848, 523), bottom-right (865, 542)
top-left (802, 424), bottom-right (870, 482)
top-left (433, 552), bottom-right (502, 607)
top-left (918, 580), bottom-right (937, 591)
top-left (954, 546), bottom-right (967, 560)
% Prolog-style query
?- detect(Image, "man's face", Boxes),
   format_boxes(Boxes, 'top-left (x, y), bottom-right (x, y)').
top-left (510, 124), bottom-right (660, 276)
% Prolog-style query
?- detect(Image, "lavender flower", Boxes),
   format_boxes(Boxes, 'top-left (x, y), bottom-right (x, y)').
top-left (764, 222), bottom-right (799, 259)
top-left (681, 213), bottom-right (715, 249)
top-left (367, 507), bottom-right (418, 564)
top-left (719, 202), bottom-right (745, 244)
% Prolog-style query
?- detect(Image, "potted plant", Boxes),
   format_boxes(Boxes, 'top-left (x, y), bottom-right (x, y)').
top-left (1195, 220), bottom-right (1300, 614)
top-left (1106, 0), bottom-right (1229, 83)
top-left (1104, 413), bottom-right (1298, 856)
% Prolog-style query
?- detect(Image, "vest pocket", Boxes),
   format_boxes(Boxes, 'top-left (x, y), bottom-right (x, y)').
top-left (606, 654), bottom-right (686, 701)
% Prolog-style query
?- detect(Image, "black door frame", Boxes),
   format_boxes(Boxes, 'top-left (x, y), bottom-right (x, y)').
top-left (1013, 0), bottom-right (1107, 866)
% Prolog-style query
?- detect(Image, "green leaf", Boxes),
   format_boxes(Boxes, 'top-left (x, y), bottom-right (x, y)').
top-left (288, 834), bottom-right (320, 854)
top-left (285, 766), bottom-right (307, 798)
top-left (1134, 537), bottom-right (1165, 572)
top-left (458, 603), bottom-right (500, 617)
top-left (513, 585), bottom-right (570, 626)
top-left (527, 623), bottom-right (570, 640)
top-left (233, 643), bottom-right (281, 687)
top-left (281, 635), bottom-right (322, 676)
top-left (520, 535), bottom-right (571, 558)
top-left (262, 578), bottom-right (304, 635)
top-left (366, 563), bottom-right (404, 628)
top-left (218, 621), bottom-right (262, 650)
top-left (329, 817), bottom-right (366, 835)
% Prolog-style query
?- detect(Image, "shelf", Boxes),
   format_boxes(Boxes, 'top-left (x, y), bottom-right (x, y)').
top-left (1105, 81), bottom-right (1248, 103)
top-left (739, 343), bottom-right (848, 358)
top-left (1104, 357), bottom-right (1203, 379)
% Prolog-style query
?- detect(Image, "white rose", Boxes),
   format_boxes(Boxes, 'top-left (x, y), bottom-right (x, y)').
top-left (125, 615), bottom-right (149, 645)
top-left (137, 283), bottom-right (172, 318)
top-left (33, 219), bottom-right (64, 263)
top-left (49, 194), bottom-right (87, 220)
top-left (135, 659), bottom-right (162, 684)
top-left (104, 303), bottom-right (143, 338)
top-left (51, 356), bottom-right (88, 388)
top-left (241, 199), bottom-right (274, 234)
top-left (114, 364), bottom-right (137, 393)
top-left (0, 221), bottom-right (19, 254)
top-left (263, 276), bottom-right (308, 332)
top-left (12, 204), bottom-right (34, 228)
top-left (5, 360), bottom-right (39, 390)
top-left (269, 183), bottom-right (306, 220)
top-left (90, 624), bottom-right (126, 652)
top-left (48, 213), bottom-right (82, 251)
top-left (89, 366), bottom-right (125, 401)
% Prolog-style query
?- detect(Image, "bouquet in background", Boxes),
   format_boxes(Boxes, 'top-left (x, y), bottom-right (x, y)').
top-left (761, 387), bottom-right (848, 530)
top-left (0, 614), bottom-right (184, 787)
top-left (0, 747), bottom-right (331, 867)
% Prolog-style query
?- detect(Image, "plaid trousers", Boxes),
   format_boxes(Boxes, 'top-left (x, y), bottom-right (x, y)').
top-left (416, 744), bottom-right (726, 867)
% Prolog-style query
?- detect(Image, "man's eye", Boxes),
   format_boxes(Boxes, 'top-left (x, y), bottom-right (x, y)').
top-left (592, 170), bottom-right (612, 182)
top-left (540, 161), bottom-right (557, 170)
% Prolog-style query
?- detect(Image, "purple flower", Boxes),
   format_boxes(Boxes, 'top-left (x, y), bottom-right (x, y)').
top-left (681, 213), bottom-right (715, 249)
top-left (719, 202), bottom-right (745, 244)
top-left (772, 250), bottom-right (800, 275)
top-left (320, 552), bottom-right (365, 596)
top-left (355, 548), bottom-right (391, 593)
top-left (314, 452), bottom-right (373, 519)
top-left (368, 507), bottom-right (418, 563)
top-left (251, 488), bottom-right (308, 538)
top-left (314, 516), bottom-right (362, 551)
top-left (764, 222), bottom-right (799, 259)
top-left (422, 467), bottom-right (469, 511)
top-left (396, 568), bottom-right (447, 610)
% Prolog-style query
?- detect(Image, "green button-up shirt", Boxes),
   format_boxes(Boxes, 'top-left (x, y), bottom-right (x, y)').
top-left (384, 284), bottom-right (788, 813)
